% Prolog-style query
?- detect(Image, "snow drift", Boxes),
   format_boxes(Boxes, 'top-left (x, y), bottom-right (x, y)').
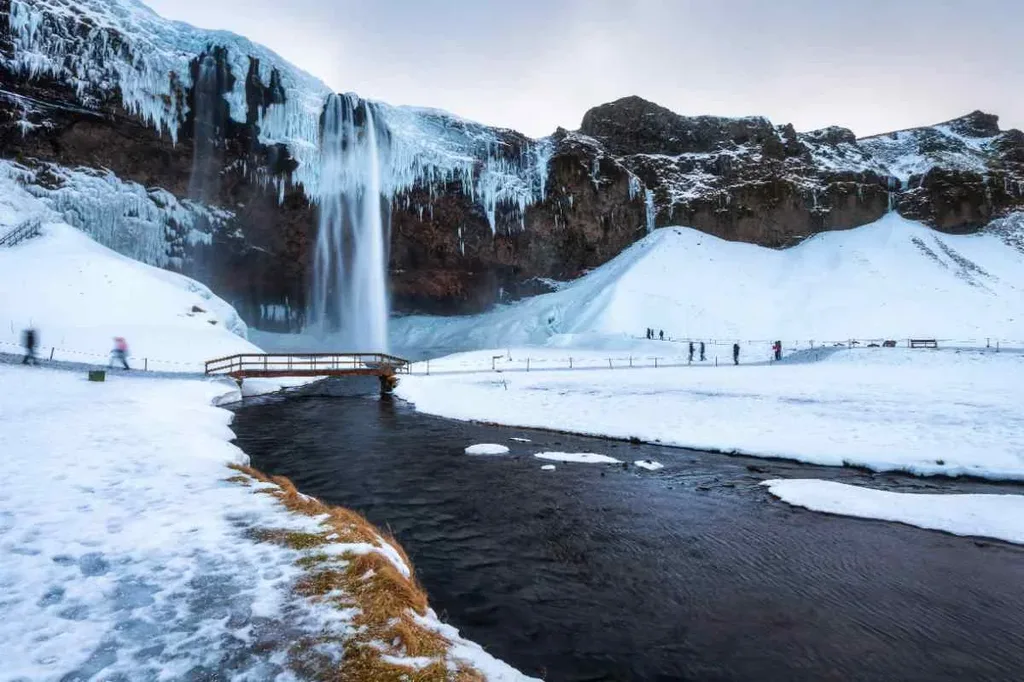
top-left (0, 174), bottom-right (259, 369)
top-left (392, 214), bottom-right (1024, 353)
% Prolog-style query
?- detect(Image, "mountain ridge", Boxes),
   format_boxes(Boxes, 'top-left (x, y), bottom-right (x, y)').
top-left (2, 0), bottom-right (1022, 328)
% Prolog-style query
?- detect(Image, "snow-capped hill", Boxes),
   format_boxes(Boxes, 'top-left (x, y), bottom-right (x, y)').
top-left (392, 213), bottom-right (1024, 353)
top-left (0, 172), bottom-right (259, 369)
top-left (859, 111), bottom-right (1009, 182)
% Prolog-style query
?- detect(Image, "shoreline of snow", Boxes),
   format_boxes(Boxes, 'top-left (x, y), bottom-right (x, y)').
top-left (0, 363), bottom-right (535, 681)
top-left (396, 347), bottom-right (1024, 481)
top-left (763, 479), bottom-right (1024, 545)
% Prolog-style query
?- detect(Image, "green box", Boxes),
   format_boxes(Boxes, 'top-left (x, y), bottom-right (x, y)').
top-left (88, 370), bottom-right (106, 382)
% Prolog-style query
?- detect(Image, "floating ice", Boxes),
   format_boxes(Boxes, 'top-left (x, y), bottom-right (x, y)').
top-left (533, 452), bottom-right (621, 465)
top-left (465, 444), bottom-right (511, 456)
top-left (634, 460), bottom-right (665, 471)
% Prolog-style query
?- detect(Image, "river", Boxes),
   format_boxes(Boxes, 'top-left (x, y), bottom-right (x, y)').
top-left (231, 381), bottom-right (1024, 681)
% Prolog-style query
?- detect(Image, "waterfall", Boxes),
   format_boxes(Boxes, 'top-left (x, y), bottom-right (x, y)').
top-left (645, 189), bottom-right (657, 234)
top-left (309, 93), bottom-right (390, 352)
top-left (188, 54), bottom-right (224, 204)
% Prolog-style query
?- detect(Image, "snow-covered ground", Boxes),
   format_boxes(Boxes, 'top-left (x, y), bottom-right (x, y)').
top-left (0, 364), bottom-right (533, 680)
top-left (0, 174), bottom-right (260, 372)
top-left (390, 214), bottom-right (1024, 355)
top-left (764, 480), bottom-right (1024, 545)
top-left (397, 346), bottom-right (1024, 480)
top-left (0, 365), bottom-right (311, 680)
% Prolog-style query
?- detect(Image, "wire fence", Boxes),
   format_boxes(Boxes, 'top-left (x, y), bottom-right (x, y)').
top-left (0, 339), bottom-right (206, 374)
top-left (406, 336), bottom-right (1024, 376)
top-left (2, 334), bottom-right (1022, 378)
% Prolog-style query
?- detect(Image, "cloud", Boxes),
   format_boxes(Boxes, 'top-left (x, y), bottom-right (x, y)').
top-left (145, 0), bottom-right (1024, 138)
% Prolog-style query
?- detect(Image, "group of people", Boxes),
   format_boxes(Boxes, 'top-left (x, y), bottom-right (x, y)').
top-left (687, 341), bottom-right (707, 363)
top-left (645, 328), bottom-right (664, 341)
top-left (21, 328), bottom-right (130, 370)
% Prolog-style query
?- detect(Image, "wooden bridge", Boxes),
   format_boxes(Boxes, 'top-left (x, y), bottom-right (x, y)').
top-left (204, 352), bottom-right (411, 380)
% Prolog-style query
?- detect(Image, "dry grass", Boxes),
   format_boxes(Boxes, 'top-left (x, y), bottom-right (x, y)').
top-left (228, 464), bottom-right (481, 681)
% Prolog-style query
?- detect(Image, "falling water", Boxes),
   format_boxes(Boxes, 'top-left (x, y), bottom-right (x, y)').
top-left (644, 188), bottom-right (657, 234)
top-left (310, 93), bottom-right (390, 351)
top-left (188, 54), bottom-right (224, 204)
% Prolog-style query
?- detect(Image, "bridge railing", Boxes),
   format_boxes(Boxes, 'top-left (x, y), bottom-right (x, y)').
top-left (204, 352), bottom-right (411, 377)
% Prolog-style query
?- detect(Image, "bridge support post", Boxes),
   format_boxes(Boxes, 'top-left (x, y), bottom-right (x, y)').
top-left (379, 372), bottom-right (398, 396)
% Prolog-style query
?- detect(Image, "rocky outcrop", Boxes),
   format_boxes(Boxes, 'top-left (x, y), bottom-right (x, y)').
top-left (2, 1), bottom-right (1023, 329)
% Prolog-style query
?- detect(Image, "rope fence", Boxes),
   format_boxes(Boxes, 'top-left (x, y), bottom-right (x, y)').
top-left (406, 337), bottom-right (1024, 376)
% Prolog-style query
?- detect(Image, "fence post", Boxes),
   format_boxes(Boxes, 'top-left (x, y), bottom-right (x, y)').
top-left (608, 358), bottom-right (613, 369)
top-left (629, 355), bottom-right (633, 368)
top-left (526, 358), bottom-right (530, 372)
top-left (144, 358), bottom-right (148, 371)
top-left (49, 348), bottom-right (55, 361)
top-left (655, 357), bottom-right (659, 369)
top-left (569, 356), bottom-right (573, 369)
top-left (997, 341), bottom-right (1000, 353)
top-left (426, 359), bottom-right (430, 375)
top-left (715, 357), bottom-right (718, 367)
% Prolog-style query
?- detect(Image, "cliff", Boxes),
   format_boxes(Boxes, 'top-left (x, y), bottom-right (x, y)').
top-left (2, 0), bottom-right (1022, 329)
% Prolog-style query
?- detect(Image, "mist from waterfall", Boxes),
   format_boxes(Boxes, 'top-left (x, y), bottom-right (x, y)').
top-left (310, 93), bottom-right (390, 352)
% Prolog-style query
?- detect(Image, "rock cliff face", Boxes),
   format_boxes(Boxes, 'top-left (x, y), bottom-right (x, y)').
top-left (2, 0), bottom-right (1022, 329)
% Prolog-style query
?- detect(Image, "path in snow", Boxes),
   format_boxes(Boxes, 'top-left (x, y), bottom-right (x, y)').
top-left (0, 365), bottom-right (323, 680)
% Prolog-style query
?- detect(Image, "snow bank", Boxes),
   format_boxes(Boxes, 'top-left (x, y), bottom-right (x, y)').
top-left (465, 443), bottom-right (510, 456)
top-left (0, 176), bottom-right (259, 371)
top-left (0, 365), bottom-right (319, 680)
top-left (398, 347), bottom-right (1024, 480)
top-left (534, 452), bottom-right (622, 465)
top-left (764, 479), bottom-right (1024, 545)
top-left (392, 214), bottom-right (1024, 354)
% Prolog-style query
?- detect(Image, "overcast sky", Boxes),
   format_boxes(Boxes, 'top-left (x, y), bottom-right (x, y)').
top-left (146, 0), bottom-right (1023, 139)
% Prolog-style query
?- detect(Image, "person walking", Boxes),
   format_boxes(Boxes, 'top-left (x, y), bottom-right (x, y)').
top-left (699, 341), bottom-right (706, 362)
top-left (774, 340), bottom-right (783, 361)
top-left (733, 342), bottom-right (740, 366)
top-left (110, 337), bottom-right (130, 370)
top-left (688, 341), bottom-right (695, 363)
top-left (659, 330), bottom-right (664, 341)
top-left (21, 328), bottom-right (38, 365)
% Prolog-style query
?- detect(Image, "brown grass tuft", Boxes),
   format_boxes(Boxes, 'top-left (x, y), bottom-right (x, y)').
top-left (228, 463), bottom-right (479, 681)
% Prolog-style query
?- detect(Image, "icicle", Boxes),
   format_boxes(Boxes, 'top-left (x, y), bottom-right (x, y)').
top-left (645, 189), bottom-right (656, 234)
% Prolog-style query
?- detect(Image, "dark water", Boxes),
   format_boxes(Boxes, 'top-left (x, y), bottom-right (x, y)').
top-left (232, 382), bottom-right (1024, 682)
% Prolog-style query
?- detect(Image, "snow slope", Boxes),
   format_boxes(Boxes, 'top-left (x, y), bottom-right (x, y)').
top-left (392, 214), bottom-right (1024, 353)
top-left (0, 175), bottom-right (259, 370)
top-left (396, 347), bottom-right (1024, 480)
top-left (764, 480), bottom-right (1024, 545)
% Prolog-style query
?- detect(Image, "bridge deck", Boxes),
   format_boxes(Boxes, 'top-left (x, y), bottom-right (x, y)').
top-left (204, 352), bottom-right (410, 380)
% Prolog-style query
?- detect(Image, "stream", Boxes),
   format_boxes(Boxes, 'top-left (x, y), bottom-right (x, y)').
top-left (231, 380), bottom-right (1024, 681)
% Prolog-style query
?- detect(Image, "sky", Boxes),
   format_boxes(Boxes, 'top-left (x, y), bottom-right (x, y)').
top-left (146, 0), bottom-right (1024, 139)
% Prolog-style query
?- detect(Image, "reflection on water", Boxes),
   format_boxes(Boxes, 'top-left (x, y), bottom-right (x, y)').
top-left (232, 384), bottom-right (1024, 682)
